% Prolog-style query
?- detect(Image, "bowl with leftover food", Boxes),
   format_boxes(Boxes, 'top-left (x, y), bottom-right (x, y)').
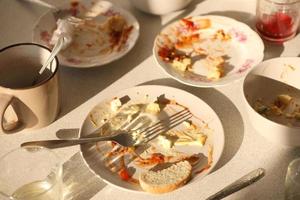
top-left (243, 57), bottom-right (300, 147)
top-left (33, 0), bottom-right (139, 68)
top-left (79, 85), bottom-right (224, 193)
top-left (153, 15), bottom-right (264, 87)
top-left (129, 0), bottom-right (193, 15)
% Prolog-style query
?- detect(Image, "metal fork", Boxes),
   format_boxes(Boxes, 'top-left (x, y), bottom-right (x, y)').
top-left (21, 109), bottom-right (192, 149)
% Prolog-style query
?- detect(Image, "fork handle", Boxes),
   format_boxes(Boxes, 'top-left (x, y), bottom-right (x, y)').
top-left (206, 168), bottom-right (265, 200)
top-left (21, 134), bottom-right (117, 149)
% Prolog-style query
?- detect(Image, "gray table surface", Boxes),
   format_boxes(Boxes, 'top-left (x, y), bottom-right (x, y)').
top-left (1, 0), bottom-right (300, 199)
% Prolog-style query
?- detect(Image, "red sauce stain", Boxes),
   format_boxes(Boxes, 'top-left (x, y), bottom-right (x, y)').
top-left (118, 168), bottom-right (131, 181)
top-left (256, 12), bottom-right (294, 41)
top-left (71, 1), bottom-right (79, 7)
top-left (195, 164), bottom-right (211, 174)
top-left (86, 43), bottom-right (93, 48)
top-left (135, 153), bottom-right (166, 167)
top-left (118, 25), bottom-right (133, 51)
top-left (40, 31), bottom-right (51, 43)
top-left (110, 25), bottom-right (133, 51)
top-left (70, 1), bottom-right (79, 16)
top-left (66, 58), bottom-right (81, 64)
top-left (181, 18), bottom-right (198, 32)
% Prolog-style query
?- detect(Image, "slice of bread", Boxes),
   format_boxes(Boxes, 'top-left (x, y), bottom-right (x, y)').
top-left (139, 160), bottom-right (192, 194)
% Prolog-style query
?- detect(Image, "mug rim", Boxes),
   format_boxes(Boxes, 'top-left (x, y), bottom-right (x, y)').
top-left (0, 42), bottom-right (59, 90)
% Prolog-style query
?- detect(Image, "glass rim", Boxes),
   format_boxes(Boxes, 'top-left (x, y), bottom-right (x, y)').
top-left (262, 0), bottom-right (300, 5)
top-left (287, 158), bottom-right (300, 185)
top-left (0, 147), bottom-right (62, 198)
top-left (0, 146), bottom-right (61, 164)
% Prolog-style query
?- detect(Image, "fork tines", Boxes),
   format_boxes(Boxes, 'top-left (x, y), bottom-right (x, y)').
top-left (140, 108), bottom-right (192, 143)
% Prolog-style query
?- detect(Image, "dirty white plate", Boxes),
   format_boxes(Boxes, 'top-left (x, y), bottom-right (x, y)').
top-left (243, 57), bottom-right (300, 146)
top-left (79, 85), bottom-right (224, 193)
top-left (153, 15), bottom-right (264, 87)
top-left (33, 0), bottom-right (139, 68)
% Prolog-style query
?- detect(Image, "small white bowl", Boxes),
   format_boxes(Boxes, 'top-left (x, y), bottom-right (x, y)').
top-left (243, 57), bottom-right (300, 147)
top-left (129, 0), bottom-right (193, 15)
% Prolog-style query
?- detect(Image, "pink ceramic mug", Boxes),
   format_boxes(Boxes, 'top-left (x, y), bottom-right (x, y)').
top-left (0, 43), bottom-right (60, 133)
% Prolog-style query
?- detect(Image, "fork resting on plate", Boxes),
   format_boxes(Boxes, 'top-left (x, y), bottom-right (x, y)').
top-left (21, 109), bottom-right (192, 149)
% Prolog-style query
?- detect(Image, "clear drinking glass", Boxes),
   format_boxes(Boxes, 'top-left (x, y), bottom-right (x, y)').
top-left (285, 158), bottom-right (300, 200)
top-left (0, 147), bottom-right (63, 200)
top-left (256, 0), bottom-right (300, 43)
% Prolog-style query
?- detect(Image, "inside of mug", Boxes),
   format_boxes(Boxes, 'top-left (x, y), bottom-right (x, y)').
top-left (0, 43), bottom-right (58, 89)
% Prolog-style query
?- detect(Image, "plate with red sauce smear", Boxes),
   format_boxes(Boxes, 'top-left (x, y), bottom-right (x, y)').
top-left (32, 0), bottom-right (139, 68)
top-left (79, 85), bottom-right (224, 193)
top-left (153, 15), bottom-right (264, 87)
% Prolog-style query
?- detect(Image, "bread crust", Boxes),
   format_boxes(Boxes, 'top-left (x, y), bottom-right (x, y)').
top-left (139, 161), bottom-right (192, 194)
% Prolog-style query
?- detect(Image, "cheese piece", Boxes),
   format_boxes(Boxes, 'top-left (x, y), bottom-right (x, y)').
top-left (145, 102), bottom-right (160, 114)
top-left (182, 121), bottom-right (192, 128)
top-left (171, 58), bottom-right (192, 72)
top-left (110, 98), bottom-right (122, 112)
top-left (205, 56), bottom-right (224, 80)
top-left (195, 18), bottom-right (211, 29)
top-left (175, 134), bottom-right (207, 146)
top-left (157, 135), bottom-right (172, 149)
top-left (277, 94), bottom-right (292, 107)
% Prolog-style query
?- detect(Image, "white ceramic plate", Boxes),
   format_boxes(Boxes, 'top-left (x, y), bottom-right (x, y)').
top-left (79, 85), bottom-right (224, 193)
top-left (153, 15), bottom-right (264, 87)
top-left (32, 0), bottom-right (139, 68)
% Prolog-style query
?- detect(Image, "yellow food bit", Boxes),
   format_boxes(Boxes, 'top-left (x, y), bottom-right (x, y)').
top-left (212, 29), bottom-right (231, 41)
top-left (195, 19), bottom-right (211, 29)
top-left (110, 97), bottom-right (122, 112)
top-left (171, 57), bottom-right (192, 72)
top-left (196, 135), bottom-right (207, 146)
top-left (276, 94), bottom-right (292, 108)
top-left (157, 135), bottom-right (173, 149)
top-left (205, 56), bottom-right (225, 80)
top-left (145, 102), bottom-right (161, 114)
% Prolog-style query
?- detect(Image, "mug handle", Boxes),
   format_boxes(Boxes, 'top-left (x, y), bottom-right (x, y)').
top-left (0, 94), bottom-right (14, 133)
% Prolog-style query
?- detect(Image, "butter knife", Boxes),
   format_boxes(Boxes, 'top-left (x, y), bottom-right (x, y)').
top-left (206, 168), bottom-right (265, 200)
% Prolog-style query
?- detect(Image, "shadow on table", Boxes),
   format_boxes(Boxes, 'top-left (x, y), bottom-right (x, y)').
top-left (62, 152), bottom-right (107, 200)
top-left (138, 78), bottom-right (245, 172)
top-left (55, 129), bottom-right (107, 199)
top-left (204, 10), bottom-right (284, 60)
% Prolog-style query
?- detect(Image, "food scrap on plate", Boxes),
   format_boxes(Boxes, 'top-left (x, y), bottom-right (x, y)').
top-left (34, 0), bottom-right (139, 67)
top-left (156, 17), bottom-right (232, 81)
top-left (254, 94), bottom-right (300, 127)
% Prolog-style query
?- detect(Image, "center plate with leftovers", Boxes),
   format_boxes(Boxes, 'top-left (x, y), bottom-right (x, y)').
top-left (153, 15), bottom-right (264, 87)
top-left (33, 0), bottom-right (139, 68)
top-left (79, 85), bottom-right (224, 193)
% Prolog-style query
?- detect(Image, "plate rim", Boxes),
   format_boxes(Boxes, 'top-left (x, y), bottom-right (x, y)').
top-left (32, 0), bottom-right (140, 68)
top-left (79, 85), bottom-right (225, 193)
top-left (153, 15), bottom-right (265, 88)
